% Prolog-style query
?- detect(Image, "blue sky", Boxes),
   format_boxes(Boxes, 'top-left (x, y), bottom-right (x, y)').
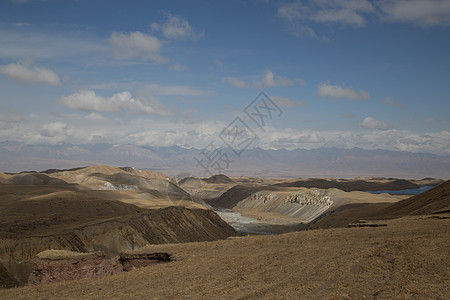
top-left (0, 0), bottom-right (449, 155)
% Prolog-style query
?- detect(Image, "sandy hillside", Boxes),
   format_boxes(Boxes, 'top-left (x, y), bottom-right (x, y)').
top-left (0, 166), bottom-right (239, 287)
top-left (0, 172), bottom-right (11, 183)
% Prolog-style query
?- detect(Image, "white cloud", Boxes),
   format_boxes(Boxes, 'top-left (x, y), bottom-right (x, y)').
top-left (277, 0), bottom-right (450, 38)
top-left (254, 70), bottom-right (297, 89)
top-left (278, 0), bottom-right (375, 28)
top-left (109, 31), bottom-right (166, 62)
top-left (223, 77), bottom-right (247, 88)
top-left (270, 96), bottom-right (307, 108)
top-left (2, 112), bottom-right (450, 155)
top-left (359, 116), bottom-right (389, 130)
top-left (223, 70), bottom-right (303, 89)
top-left (168, 64), bottom-right (188, 71)
top-left (317, 82), bottom-right (370, 100)
top-left (56, 90), bottom-right (171, 116)
top-left (40, 122), bottom-right (70, 137)
top-left (152, 13), bottom-right (203, 41)
top-left (383, 96), bottom-right (404, 108)
top-left (296, 132), bottom-right (325, 143)
top-left (259, 128), bottom-right (327, 149)
top-left (322, 130), bottom-right (450, 155)
top-left (377, 0), bottom-right (450, 27)
top-left (0, 62), bottom-right (60, 85)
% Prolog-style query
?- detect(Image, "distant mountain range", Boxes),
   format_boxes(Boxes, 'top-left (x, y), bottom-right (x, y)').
top-left (1, 141), bottom-right (449, 179)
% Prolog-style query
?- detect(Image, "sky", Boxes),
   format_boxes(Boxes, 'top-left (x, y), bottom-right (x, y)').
top-left (0, 0), bottom-right (449, 155)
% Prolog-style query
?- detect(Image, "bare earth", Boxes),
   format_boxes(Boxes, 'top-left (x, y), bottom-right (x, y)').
top-left (0, 166), bottom-right (448, 298)
top-left (0, 215), bottom-right (448, 299)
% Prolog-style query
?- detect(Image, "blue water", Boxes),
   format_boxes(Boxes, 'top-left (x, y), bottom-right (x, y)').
top-left (368, 185), bottom-right (434, 195)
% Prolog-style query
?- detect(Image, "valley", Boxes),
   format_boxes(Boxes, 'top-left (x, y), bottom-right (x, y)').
top-left (0, 165), bottom-right (448, 299)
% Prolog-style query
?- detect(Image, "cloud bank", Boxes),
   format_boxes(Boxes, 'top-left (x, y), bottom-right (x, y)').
top-left (56, 90), bottom-right (171, 116)
top-left (151, 13), bottom-right (203, 41)
top-left (317, 82), bottom-right (370, 100)
top-left (109, 31), bottom-right (166, 62)
top-left (0, 62), bottom-right (60, 85)
top-left (359, 116), bottom-right (390, 130)
top-left (223, 70), bottom-right (304, 89)
top-left (277, 0), bottom-right (450, 37)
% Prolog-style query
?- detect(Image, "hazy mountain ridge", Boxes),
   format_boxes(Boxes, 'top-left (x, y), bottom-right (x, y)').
top-left (0, 141), bottom-right (449, 178)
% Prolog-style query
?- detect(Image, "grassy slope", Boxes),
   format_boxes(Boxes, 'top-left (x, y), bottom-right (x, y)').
top-left (309, 180), bottom-right (450, 229)
top-left (1, 216), bottom-right (449, 299)
top-left (377, 180), bottom-right (450, 218)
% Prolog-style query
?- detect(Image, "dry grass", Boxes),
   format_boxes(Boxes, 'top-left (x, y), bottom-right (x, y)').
top-left (1, 215), bottom-right (448, 299)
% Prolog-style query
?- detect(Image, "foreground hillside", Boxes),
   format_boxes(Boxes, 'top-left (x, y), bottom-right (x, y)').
top-left (0, 166), bottom-right (238, 287)
top-left (0, 165), bottom-right (447, 293)
top-left (1, 215), bottom-right (448, 299)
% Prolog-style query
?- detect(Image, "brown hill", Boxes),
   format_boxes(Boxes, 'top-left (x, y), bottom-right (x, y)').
top-left (44, 165), bottom-right (173, 182)
top-left (0, 183), bottom-right (236, 248)
top-left (178, 177), bottom-right (205, 189)
top-left (308, 180), bottom-right (450, 229)
top-left (6, 173), bottom-right (68, 186)
top-left (377, 180), bottom-right (450, 218)
top-left (207, 185), bottom-right (263, 208)
top-left (0, 180), bottom-right (237, 287)
top-left (0, 172), bottom-right (10, 184)
top-left (306, 203), bottom-right (392, 230)
top-left (203, 174), bottom-right (234, 184)
top-left (272, 178), bottom-right (420, 192)
top-left (88, 172), bottom-right (189, 197)
top-left (44, 165), bottom-right (124, 176)
top-left (118, 167), bottom-right (174, 182)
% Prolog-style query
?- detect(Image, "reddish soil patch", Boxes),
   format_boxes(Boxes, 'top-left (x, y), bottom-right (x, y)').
top-left (28, 251), bottom-right (172, 285)
top-left (28, 252), bottom-right (120, 285)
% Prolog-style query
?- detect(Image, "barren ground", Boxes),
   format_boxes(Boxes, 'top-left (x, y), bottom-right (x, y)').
top-left (1, 215), bottom-right (448, 299)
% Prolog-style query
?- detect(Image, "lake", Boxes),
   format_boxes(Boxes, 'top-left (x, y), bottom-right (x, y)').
top-left (368, 185), bottom-right (435, 195)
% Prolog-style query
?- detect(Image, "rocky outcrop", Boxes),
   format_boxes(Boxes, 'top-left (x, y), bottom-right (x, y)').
top-left (235, 190), bottom-right (333, 223)
top-left (28, 250), bottom-right (172, 285)
top-left (28, 251), bottom-right (119, 285)
top-left (119, 252), bottom-right (171, 272)
top-left (348, 220), bottom-right (388, 227)
top-left (100, 182), bottom-right (139, 190)
top-left (285, 190), bottom-right (332, 206)
top-left (0, 207), bottom-right (238, 287)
